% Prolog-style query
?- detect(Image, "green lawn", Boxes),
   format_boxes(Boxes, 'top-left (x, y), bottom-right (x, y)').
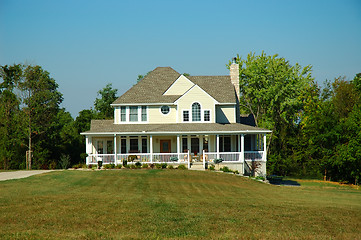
top-left (0, 170), bottom-right (360, 239)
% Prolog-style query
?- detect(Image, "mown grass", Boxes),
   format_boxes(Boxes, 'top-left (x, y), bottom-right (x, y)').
top-left (0, 170), bottom-right (360, 239)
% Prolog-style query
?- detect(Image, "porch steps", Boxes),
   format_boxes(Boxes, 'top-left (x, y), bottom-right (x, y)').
top-left (189, 163), bottom-right (205, 171)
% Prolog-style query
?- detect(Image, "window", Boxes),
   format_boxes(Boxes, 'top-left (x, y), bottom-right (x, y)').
top-left (97, 141), bottom-right (103, 154)
top-left (129, 107), bottom-right (138, 122)
top-left (220, 136), bottom-right (231, 152)
top-left (107, 140), bottom-right (113, 154)
top-left (142, 138), bottom-right (147, 153)
top-left (121, 139), bottom-right (126, 154)
top-left (183, 110), bottom-right (189, 122)
top-left (161, 105), bottom-right (170, 115)
top-left (203, 137), bottom-right (208, 152)
top-left (130, 138), bottom-right (138, 152)
top-left (121, 106), bottom-right (126, 122)
top-left (182, 137), bottom-right (188, 152)
top-left (204, 110), bottom-right (210, 121)
top-left (141, 106), bottom-right (147, 121)
top-left (192, 102), bottom-right (201, 121)
top-left (191, 138), bottom-right (199, 155)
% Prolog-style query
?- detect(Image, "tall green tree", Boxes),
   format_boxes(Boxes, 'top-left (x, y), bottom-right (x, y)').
top-left (20, 65), bottom-right (63, 169)
top-left (0, 65), bottom-right (24, 169)
top-left (94, 83), bottom-right (118, 119)
top-left (228, 52), bottom-right (314, 155)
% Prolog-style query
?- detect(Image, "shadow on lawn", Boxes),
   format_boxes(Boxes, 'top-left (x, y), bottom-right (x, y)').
top-left (268, 178), bottom-right (301, 186)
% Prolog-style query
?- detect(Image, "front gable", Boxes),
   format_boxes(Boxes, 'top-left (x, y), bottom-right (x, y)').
top-left (163, 75), bottom-right (195, 96)
top-left (175, 85), bottom-right (218, 123)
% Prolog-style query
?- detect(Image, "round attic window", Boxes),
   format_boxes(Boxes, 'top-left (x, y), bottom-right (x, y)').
top-left (161, 105), bottom-right (170, 115)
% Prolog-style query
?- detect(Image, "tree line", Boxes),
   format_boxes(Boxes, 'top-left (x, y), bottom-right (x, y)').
top-left (1, 55), bottom-right (360, 184)
top-left (0, 64), bottom-right (117, 170)
top-left (230, 52), bottom-right (361, 184)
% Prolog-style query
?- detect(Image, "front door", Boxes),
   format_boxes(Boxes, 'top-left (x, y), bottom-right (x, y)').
top-left (160, 140), bottom-right (171, 153)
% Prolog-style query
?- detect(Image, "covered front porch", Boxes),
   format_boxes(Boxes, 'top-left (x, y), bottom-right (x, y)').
top-left (85, 133), bottom-right (268, 176)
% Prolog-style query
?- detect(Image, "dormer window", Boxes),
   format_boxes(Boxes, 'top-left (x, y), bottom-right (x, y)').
top-left (161, 105), bottom-right (170, 115)
top-left (192, 102), bottom-right (201, 121)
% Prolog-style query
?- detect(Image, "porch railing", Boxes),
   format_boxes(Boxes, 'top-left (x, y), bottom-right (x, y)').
top-left (87, 154), bottom-right (116, 164)
top-left (86, 151), bottom-right (264, 166)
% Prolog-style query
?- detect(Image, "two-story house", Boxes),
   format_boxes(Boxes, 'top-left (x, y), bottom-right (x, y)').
top-left (81, 61), bottom-right (271, 175)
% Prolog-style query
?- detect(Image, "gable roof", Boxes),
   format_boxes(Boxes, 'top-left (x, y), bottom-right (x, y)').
top-left (112, 67), bottom-right (237, 105)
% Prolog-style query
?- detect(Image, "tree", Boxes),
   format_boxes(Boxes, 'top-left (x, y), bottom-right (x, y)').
top-left (228, 52), bottom-right (314, 156)
top-left (0, 65), bottom-right (24, 169)
top-left (20, 65), bottom-right (63, 169)
top-left (94, 83), bottom-right (118, 119)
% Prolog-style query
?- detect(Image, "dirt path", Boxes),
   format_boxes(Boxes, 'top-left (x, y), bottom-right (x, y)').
top-left (0, 170), bottom-right (57, 181)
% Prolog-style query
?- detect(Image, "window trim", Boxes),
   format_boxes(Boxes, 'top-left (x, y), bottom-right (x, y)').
top-left (182, 110), bottom-right (190, 122)
top-left (160, 105), bottom-right (170, 115)
top-left (191, 102), bottom-right (201, 122)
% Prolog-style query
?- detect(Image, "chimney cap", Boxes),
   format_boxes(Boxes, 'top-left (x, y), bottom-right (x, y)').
top-left (232, 57), bottom-right (237, 64)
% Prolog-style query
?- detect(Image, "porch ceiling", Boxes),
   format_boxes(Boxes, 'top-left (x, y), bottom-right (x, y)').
top-left (81, 120), bottom-right (271, 135)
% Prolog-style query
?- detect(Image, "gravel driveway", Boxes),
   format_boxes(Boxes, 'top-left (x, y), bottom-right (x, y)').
top-left (0, 170), bottom-right (56, 181)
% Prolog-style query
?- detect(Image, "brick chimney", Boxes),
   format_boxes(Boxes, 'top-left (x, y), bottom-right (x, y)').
top-left (230, 57), bottom-right (239, 101)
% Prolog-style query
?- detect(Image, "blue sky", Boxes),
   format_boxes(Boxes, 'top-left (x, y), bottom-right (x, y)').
top-left (1, 0), bottom-right (361, 117)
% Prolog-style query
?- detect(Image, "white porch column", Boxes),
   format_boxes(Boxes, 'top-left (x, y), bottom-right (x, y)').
top-left (114, 134), bottom-right (117, 165)
top-left (150, 135), bottom-right (153, 163)
top-left (199, 135), bottom-right (203, 154)
top-left (138, 136), bottom-right (142, 153)
top-left (177, 135), bottom-right (180, 160)
top-left (241, 134), bottom-right (245, 175)
top-left (85, 136), bottom-right (92, 165)
top-left (238, 135), bottom-right (241, 152)
top-left (241, 134), bottom-right (244, 163)
top-left (263, 134), bottom-right (267, 161)
top-left (216, 134), bottom-right (220, 159)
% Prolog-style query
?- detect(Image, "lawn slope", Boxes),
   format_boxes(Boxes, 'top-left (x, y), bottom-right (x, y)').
top-left (0, 170), bottom-right (360, 239)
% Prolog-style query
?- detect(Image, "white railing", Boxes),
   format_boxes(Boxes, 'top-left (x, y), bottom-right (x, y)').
top-left (244, 151), bottom-right (263, 161)
top-left (87, 154), bottom-right (115, 164)
top-left (204, 151), bottom-right (264, 163)
top-left (87, 151), bottom-right (264, 166)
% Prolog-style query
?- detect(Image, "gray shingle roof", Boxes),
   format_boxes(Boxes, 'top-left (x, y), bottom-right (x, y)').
top-left (112, 67), bottom-right (237, 105)
top-left (82, 120), bottom-right (271, 135)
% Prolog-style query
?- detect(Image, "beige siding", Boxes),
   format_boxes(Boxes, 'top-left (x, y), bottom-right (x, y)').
top-left (216, 105), bottom-right (236, 123)
top-left (163, 75), bottom-right (194, 95)
top-left (148, 105), bottom-right (177, 123)
top-left (152, 136), bottom-right (177, 153)
top-left (114, 107), bottom-right (120, 124)
top-left (176, 85), bottom-right (217, 123)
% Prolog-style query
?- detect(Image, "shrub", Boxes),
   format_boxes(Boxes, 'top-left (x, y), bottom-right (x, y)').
top-left (177, 164), bottom-right (187, 170)
top-left (149, 163), bottom-right (155, 169)
top-left (116, 164), bottom-right (122, 169)
top-left (213, 158), bottom-right (223, 164)
top-left (135, 161), bottom-right (142, 168)
top-left (130, 164), bottom-right (137, 169)
top-left (60, 154), bottom-right (71, 169)
top-left (91, 165), bottom-right (97, 170)
top-left (49, 161), bottom-right (57, 170)
top-left (233, 170), bottom-right (239, 175)
top-left (128, 155), bottom-right (137, 162)
top-left (255, 176), bottom-right (265, 181)
top-left (161, 163), bottom-right (167, 169)
top-left (142, 163), bottom-right (149, 168)
top-left (220, 166), bottom-right (232, 173)
top-left (73, 163), bottom-right (86, 169)
top-left (170, 157), bottom-right (178, 162)
top-left (155, 163), bottom-right (162, 169)
top-left (97, 161), bottom-right (102, 169)
top-left (123, 160), bottom-right (128, 167)
top-left (168, 165), bottom-right (174, 169)
top-left (208, 165), bottom-right (215, 171)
